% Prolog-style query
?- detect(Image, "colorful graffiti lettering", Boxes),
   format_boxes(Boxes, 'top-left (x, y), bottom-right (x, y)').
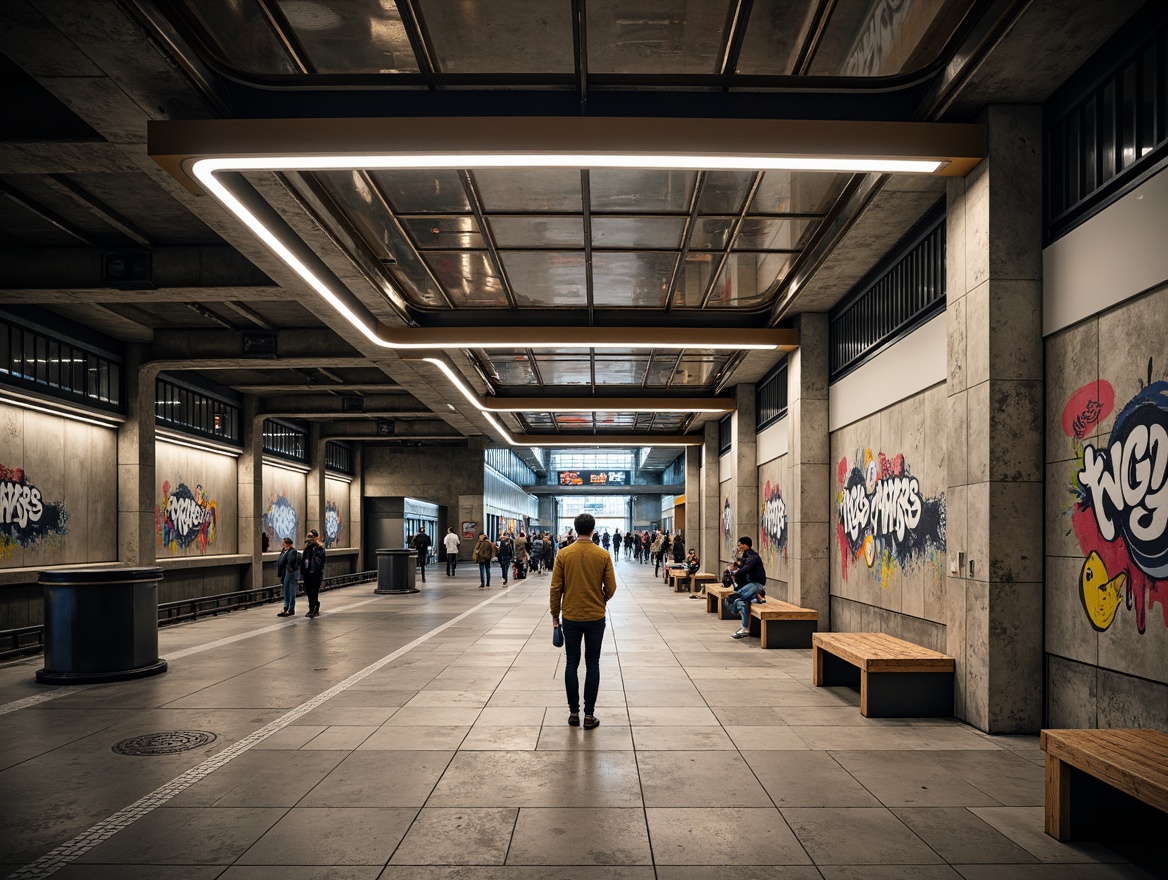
top-left (836, 449), bottom-right (945, 587)
top-left (157, 479), bottom-right (217, 552)
top-left (263, 493), bottom-right (298, 543)
top-left (324, 499), bottom-right (342, 548)
top-left (0, 464), bottom-right (68, 557)
top-left (1065, 365), bottom-right (1168, 634)
top-left (759, 479), bottom-right (788, 565)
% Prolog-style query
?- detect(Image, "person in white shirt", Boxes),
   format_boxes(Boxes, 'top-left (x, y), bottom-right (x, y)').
top-left (443, 527), bottom-right (461, 576)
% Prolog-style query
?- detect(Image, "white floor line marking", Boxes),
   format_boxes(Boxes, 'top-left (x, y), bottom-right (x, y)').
top-left (165, 595), bottom-right (384, 660)
top-left (0, 689), bottom-right (88, 717)
top-left (5, 589), bottom-right (511, 880)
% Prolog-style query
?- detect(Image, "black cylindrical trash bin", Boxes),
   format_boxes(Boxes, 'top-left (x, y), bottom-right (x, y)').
top-left (375, 549), bottom-right (419, 594)
top-left (37, 566), bottom-right (167, 685)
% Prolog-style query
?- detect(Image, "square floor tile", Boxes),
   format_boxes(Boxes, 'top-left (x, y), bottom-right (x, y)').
top-left (302, 725), bottom-right (378, 750)
top-left (536, 724), bottom-right (635, 751)
top-left (460, 725), bottom-right (541, 750)
top-left (428, 751), bottom-right (643, 808)
top-left (359, 726), bottom-right (469, 750)
top-left (507, 808), bottom-right (651, 865)
top-left (168, 750), bottom-right (346, 807)
top-left (382, 707), bottom-right (482, 726)
top-left (724, 726), bottom-right (810, 750)
top-left (781, 807), bottom-right (943, 865)
top-left (926, 749), bottom-right (1045, 806)
top-left (237, 807), bottom-right (415, 865)
top-left (475, 707), bottom-right (548, 726)
top-left (744, 751), bottom-right (881, 807)
top-left (829, 751), bottom-right (1001, 807)
top-left (627, 707), bottom-right (719, 727)
top-left (389, 807), bottom-right (516, 865)
top-left (637, 751), bottom-right (772, 807)
top-left (300, 751), bottom-right (452, 807)
top-left (967, 807), bottom-right (1127, 864)
top-left (646, 807), bottom-right (811, 865)
top-left (893, 807), bottom-right (1038, 864)
top-left (75, 808), bottom-right (285, 865)
top-left (631, 726), bottom-right (735, 750)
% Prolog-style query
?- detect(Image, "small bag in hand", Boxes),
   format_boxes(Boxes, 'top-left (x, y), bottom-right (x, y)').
top-left (552, 624), bottom-right (564, 648)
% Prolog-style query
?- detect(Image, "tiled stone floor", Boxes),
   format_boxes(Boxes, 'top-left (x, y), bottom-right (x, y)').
top-left (0, 558), bottom-right (1163, 878)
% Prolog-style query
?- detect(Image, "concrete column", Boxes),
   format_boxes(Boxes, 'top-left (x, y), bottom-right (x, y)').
top-left (732, 383), bottom-right (758, 549)
top-left (945, 104), bottom-right (1044, 734)
top-left (700, 420), bottom-right (720, 574)
top-left (307, 423), bottom-right (324, 534)
top-left (239, 400), bottom-right (263, 589)
top-left (117, 346), bottom-right (155, 566)
top-left (684, 445), bottom-right (701, 537)
top-left (786, 313), bottom-right (831, 622)
top-left (349, 446), bottom-right (363, 562)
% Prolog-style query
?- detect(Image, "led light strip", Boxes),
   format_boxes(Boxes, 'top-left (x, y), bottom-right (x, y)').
top-left (156, 430), bottom-right (243, 458)
top-left (0, 394), bottom-right (122, 429)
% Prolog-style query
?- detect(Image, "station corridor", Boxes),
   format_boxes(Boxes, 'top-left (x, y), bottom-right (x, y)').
top-left (0, 560), bottom-right (1159, 880)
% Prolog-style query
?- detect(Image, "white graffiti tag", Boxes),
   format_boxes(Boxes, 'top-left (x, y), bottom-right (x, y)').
top-left (762, 492), bottom-right (787, 544)
top-left (842, 476), bottom-right (921, 542)
top-left (0, 480), bottom-right (44, 527)
top-left (167, 492), bottom-right (211, 536)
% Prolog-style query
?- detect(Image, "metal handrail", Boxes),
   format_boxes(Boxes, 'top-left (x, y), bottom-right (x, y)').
top-left (0, 570), bottom-right (377, 662)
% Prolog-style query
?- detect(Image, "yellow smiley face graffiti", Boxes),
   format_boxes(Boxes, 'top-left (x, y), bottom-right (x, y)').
top-left (1078, 551), bottom-right (1126, 632)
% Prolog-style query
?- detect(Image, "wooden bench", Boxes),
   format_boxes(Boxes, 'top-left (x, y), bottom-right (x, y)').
top-left (1041, 728), bottom-right (1168, 841)
top-left (812, 633), bottom-right (954, 717)
top-left (668, 570), bottom-right (690, 592)
top-left (689, 572), bottom-right (717, 595)
top-left (749, 601), bottom-right (818, 648)
top-left (704, 584), bottom-right (736, 618)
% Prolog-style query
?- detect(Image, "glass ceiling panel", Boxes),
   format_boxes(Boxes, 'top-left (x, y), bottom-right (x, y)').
top-left (404, 216), bottom-right (484, 249)
top-left (589, 170), bottom-right (696, 213)
top-left (417, 0), bottom-right (575, 73)
top-left (644, 354), bottom-right (679, 386)
top-left (673, 354), bottom-right (730, 386)
top-left (486, 352), bottom-right (539, 386)
top-left (489, 216), bottom-right (584, 248)
top-left (734, 0), bottom-right (818, 75)
top-left (534, 356), bottom-right (592, 385)
top-left (592, 217), bottom-right (684, 249)
top-left (697, 171), bottom-right (755, 214)
top-left (500, 251), bottom-right (587, 306)
top-left (705, 252), bottom-right (789, 308)
top-left (750, 171), bottom-right (840, 214)
top-left (473, 169), bottom-right (582, 213)
top-left (371, 170), bottom-right (470, 213)
top-left (809, 0), bottom-right (969, 77)
top-left (313, 171), bottom-right (447, 306)
top-left (426, 251), bottom-right (507, 306)
top-left (274, 0), bottom-right (418, 73)
top-left (674, 253), bottom-right (714, 306)
top-left (687, 217), bottom-right (734, 250)
top-left (521, 412), bottom-right (557, 428)
top-left (182, 0), bottom-right (298, 74)
top-left (593, 356), bottom-right (651, 384)
top-left (593, 413), bottom-right (638, 427)
top-left (653, 414), bottom-right (690, 430)
top-left (734, 217), bottom-right (817, 251)
top-left (591, 252), bottom-right (675, 308)
top-left (586, 0), bottom-right (733, 74)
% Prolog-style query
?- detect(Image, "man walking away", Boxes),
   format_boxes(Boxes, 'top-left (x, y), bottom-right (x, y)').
top-left (300, 529), bottom-right (326, 617)
top-left (411, 527), bottom-right (432, 583)
top-left (550, 513), bottom-right (617, 731)
top-left (531, 532), bottom-right (545, 574)
top-left (497, 531), bottom-right (514, 585)
top-left (443, 527), bottom-right (460, 576)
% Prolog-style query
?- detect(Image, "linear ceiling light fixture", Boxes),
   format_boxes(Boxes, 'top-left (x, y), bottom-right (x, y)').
top-left (150, 117), bottom-right (982, 353)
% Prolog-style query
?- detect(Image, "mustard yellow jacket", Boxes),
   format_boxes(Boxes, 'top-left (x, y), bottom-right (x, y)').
top-left (550, 538), bottom-right (617, 622)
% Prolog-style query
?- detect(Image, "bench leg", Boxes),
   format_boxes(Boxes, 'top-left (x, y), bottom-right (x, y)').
top-left (706, 593), bottom-right (716, 614)
top-left (717, 599), bottom-right (733, 620)
top-left (861, 671), bottom-right (953, 717)
top-left (1045, 752), bottom-right (1072, 841)
top-left (814, 647), bottom-right (860, 687)
top-left (759, 620), bottom-right (817, 649)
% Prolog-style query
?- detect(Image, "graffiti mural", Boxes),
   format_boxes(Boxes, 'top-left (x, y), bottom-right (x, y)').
top-left (0, 464), bottom-right (69, 556)
top-left (836, 449), bottom-right (945, 587)
top-left (324, 499), bottom-right (342, 548)
top-left (759, 478), bottom-right (789, 567)
top-left (263, 493), bottom-right (298, 543)
top-left (1063, 363), bottom-right (1168, 634)
top-left (157, 479), bottom-right (217, 552)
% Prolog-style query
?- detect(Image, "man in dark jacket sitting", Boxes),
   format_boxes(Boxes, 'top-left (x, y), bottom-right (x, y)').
top-left (725, 536), bottom-right (767, 639)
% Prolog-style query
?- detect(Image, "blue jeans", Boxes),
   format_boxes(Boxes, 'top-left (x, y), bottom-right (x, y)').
top-left (281, 570), bottom-right (297, 612)
top-left (479, 561), bottom-right (492, 585)
top-left (498, 556), bottom-right (512, 582)
top-left (562, 617), bottom-right (606, 715)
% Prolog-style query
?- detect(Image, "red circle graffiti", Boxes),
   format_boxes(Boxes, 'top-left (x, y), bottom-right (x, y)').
top-left (1061, 381), bottom-right (1115, 439)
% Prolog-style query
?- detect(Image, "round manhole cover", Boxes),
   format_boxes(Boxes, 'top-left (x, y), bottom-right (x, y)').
top-left (112, 730), bottom-right (217, 756)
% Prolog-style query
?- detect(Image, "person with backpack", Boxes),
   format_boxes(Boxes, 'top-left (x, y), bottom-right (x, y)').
top-left (726, 536), bottom-right (767, 639)
top-left (300, 529), bottom-right (326, 617)
top-left (514, 531), bottom-right (529, 579)
top-left (473, 532), bottom-right (496, 588)
top-left (531, 533), bottom-right (546, 574)
top-left (411, 527), bottom-right (432, 583)
top-left (276, 537), bottom-right (300, 617)
top-left (497, 531), bottom-right (514, 585)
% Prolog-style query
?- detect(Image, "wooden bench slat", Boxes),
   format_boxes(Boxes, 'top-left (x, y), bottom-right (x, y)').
top-left (750, 601), bottom-right (818, 621)
top-left (813, 632), bottom-right (954, 672)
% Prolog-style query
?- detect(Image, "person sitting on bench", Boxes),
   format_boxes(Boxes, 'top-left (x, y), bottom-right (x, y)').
top-left (725, 536), bottom-right (767, 639)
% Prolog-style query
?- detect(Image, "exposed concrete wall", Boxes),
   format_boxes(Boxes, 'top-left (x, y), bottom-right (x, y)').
top-left (946, 104), bottom-right (1044, 733)
top-left (700, 421), bottom-right (719, 572)
top-left (732, 384), bottom-right (758, 559)
top-left (757, 451), bottom-right (790, 601)
top-left (830, 383), bottom-right (948, 652)
top-left (1044, 273), bottom-right (1168, 732)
